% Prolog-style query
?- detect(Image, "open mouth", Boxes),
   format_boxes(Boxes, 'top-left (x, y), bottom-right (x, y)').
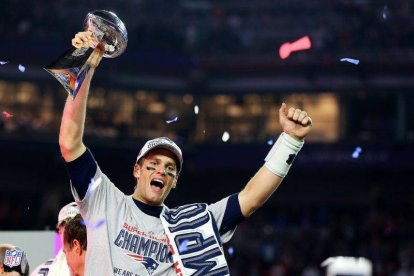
top-left (150, 179), bottom-right (164, 190)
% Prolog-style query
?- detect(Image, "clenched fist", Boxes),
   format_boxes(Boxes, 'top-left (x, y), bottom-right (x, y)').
top-left (279, 103), bottom-right (313, 140)
top-left (72, 29), bottom-right (98, 49)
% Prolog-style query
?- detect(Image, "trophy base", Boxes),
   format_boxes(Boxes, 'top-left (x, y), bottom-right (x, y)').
top-left (44, 47), bottom-right (94, 99)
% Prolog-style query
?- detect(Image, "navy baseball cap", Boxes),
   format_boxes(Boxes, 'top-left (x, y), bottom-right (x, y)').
top-left (136, 137), bottom-right (183, 175)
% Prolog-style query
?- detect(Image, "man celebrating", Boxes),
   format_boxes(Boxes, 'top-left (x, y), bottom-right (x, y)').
top-left (31, 202), bottom-right (80, 276)
top-left (59, 30), bottom-right (312, 275)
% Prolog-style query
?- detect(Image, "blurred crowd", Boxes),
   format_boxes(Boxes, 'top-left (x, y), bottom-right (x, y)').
top-left (226, 202), bottom-right (414, 275)
top-left (2, 0), bottom-right (414, 60)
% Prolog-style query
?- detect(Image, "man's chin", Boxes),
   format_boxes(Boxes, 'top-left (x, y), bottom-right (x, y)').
top-left (146, 195), bottom-right (164, 206)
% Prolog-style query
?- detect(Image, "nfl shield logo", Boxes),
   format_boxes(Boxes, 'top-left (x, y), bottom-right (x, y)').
top-left (4, 249), bottom-right (23, 268)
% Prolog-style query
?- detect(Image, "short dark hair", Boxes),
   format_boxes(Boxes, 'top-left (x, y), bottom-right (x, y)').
top-left (63, 214), bottom-right (87, 250)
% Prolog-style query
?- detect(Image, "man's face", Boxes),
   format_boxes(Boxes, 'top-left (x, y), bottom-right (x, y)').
top-left (133, 149), bottom-right (178, 206)
top-left (62, 241), bottom-right (82, 275)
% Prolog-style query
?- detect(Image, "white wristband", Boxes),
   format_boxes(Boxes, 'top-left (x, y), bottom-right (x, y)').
top-left (264, 132), bottom-right (304, 177)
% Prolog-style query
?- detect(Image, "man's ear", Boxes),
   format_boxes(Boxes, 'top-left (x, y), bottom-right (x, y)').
top-left (73, 240), bottom-right (81, 255)
top-left (172, 178), bottom-right (177, 189)
top-left (133, 164), bottom-right (141, 179)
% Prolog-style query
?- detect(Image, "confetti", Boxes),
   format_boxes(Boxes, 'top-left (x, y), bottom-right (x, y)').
top-left (2, 111), bottom-right (13, 118)
top-left (267, 139), bottom-right (274, 145)
top-left (382, 5), bottom-right (389, 19)
top-left (340, 58), bottom-right (360, 65)
top-left (228, 246), bottom-right (234, 256)
top-left (0, 61), bottom-right (8, 65)
top-left (81, 219), bottom-right (106, 230)
top-left (18, 64), bottom-right (25, 72)
top-left (87, 176), bottom-right (102, 195)
top-left (279, 35), bottom-right (312, 59)
top-left (166, 117), bottom-right (178, 124)
top-left (178, 239), bottom-right (189, 253)
top-left (222, 131), bottom-right (230, 142)
top-left (194, 105), bottom-right (199, 114)
top-left (352, 146), bottom-right (362, 159)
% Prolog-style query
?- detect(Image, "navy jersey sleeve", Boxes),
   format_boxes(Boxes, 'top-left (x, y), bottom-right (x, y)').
top-left (219, 193), bottom-right (245, 235)
top-left (64, 148), bottom-right (97, 200)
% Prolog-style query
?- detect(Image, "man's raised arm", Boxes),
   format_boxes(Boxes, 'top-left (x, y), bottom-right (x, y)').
top-left (238, 103), bottom-right (313, 217)
top-left (59, 30), bottom-right (103, 162)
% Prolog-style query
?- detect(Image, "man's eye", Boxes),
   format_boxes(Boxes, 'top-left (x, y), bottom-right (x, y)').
top-left (147, 166), bottom-right (156, 171)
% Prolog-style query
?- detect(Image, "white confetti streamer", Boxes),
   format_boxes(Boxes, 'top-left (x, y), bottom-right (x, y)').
top-left (18, 64), bottom-right (26, 72)
top-left (222, 131), bottom-right (230, 142)
top-left (166, 117), bottom-right (178, 124)
top-left (340, 58), bottom-right (359, 65)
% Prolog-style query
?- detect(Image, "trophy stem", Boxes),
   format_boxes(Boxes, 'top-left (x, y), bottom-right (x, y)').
top-left (73, 63), bottom-right (91, 100)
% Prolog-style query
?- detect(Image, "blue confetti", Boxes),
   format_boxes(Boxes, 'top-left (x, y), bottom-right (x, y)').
top-left (352, 146), bottom-right (362, 159)
top-left (382, 5), bottom-right (389, 19)
top-left (81, 219), bottom-right (106, 229)
top-left (0, 61), bottom-right (8, 65)
top-left (228, 246), bottom-right (234, 256)
top-left (267, 139), bottom-right (274, 145)
top-left (18, 64), bottom-right (26, 72)
top-left (166, 117), bottom-right (178, 124)
top-left (178, 239), bottom-right (189, 253)
top-left (340, 58), bottom-right (359, 65)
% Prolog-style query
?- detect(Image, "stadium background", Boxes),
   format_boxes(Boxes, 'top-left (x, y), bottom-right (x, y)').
top-left (1, 1), bottom-right (414, 275)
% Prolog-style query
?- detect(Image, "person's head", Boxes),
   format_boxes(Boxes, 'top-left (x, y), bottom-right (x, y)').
top-left (133, 137), bottom-right (183, 206)
top-left (0, 244), bottom-right (29, 276)
top-left (63, 214), bottom-right (86, 276)
top-left (57, 202), bottom-right (80, 242)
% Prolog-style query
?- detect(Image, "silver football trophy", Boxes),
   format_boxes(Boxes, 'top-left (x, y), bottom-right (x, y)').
top-left (44, 10), bottom-right (128, 99)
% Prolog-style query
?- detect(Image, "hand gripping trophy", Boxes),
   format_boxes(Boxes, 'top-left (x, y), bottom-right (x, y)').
top-left (44, 10), bottom-right (128, 99)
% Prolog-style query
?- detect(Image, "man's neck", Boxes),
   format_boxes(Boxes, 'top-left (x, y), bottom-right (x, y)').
top-left (132, 197), bottom-right (163, 217)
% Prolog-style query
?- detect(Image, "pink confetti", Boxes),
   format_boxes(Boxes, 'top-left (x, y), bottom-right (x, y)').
top-left (2, 111), bottom-right (13, 118)
top-left (279, 35), bottom-right (312, 59)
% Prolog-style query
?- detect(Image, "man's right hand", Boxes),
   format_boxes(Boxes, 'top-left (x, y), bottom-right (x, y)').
top-left (72, 29), bottom-right (98, 49)
top-left (72, 29), bottom-right (104, 69)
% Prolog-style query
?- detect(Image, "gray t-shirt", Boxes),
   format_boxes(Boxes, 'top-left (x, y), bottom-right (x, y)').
top-left (68, 151), bottom-right (242, 276)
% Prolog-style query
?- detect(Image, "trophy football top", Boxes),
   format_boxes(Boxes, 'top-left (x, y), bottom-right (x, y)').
top-left (85, 10), bottom-right (128, 58)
